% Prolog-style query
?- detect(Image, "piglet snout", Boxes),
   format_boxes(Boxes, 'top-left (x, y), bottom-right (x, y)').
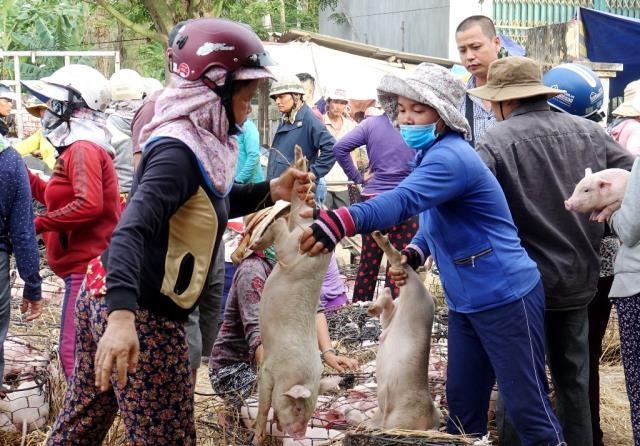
top-left (564, 200), bottom-right (573, 211)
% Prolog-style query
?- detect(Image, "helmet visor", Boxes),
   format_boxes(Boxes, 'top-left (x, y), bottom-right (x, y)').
top-left (246, 51), bottom-right (275, 68)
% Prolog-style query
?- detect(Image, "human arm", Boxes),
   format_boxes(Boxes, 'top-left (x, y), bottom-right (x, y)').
top-left (228, 167), bottom-right (315, 218)
top-left (235, 260), bottom-right (266, 364)
top-left (609, 158), bottom-right (640, 246)
top-left (235, 121), bottom-right (261, 184)
top-left (299, 148), bottom-right (467, 254)
top-left (34, 144), bottom-right (106, 233)
top-left (309, 121), bottom-right (336, 179)
top-left (15, 133), bottom-right (39, 156)
top-left (9, 160), bottom-right (42, 309)
top-left (27, 168), bottom-right (48, 205)
top-left (388, 231), bottom-right (431, 287)
top-left (316, 312), bottom-right (358, 373)
top-left (333, 125), bottom-right (367, 184)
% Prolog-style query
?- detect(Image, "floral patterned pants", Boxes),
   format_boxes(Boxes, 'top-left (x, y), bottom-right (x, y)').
top-left (615, 294), bottom-right (640, 446)
top-left (46, 281), bottom-right (195, 445)
top-left (352, 212), bottom-right (419, 302)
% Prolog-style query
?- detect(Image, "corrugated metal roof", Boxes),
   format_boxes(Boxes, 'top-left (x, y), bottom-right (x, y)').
top-left (278, 29), bottom-right (458, 67)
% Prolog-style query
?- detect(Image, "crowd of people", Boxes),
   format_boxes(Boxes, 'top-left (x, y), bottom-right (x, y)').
top-left (0, 12), bottom-right (638, 446)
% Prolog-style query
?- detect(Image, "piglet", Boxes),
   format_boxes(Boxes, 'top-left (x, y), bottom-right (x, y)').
top-left (565, 168), bottom-right (630, 214)
top-left (366, 231), bottom-right (441, 430)
top-left (252, 146), bottom-right (331, 443)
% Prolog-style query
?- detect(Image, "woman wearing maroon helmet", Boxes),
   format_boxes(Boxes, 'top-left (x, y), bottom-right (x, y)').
top-left (46, 18), bottom-right (314, 445)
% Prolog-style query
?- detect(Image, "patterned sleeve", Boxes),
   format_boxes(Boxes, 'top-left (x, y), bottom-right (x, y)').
top-left (236, 258), bottom-right (269, 357)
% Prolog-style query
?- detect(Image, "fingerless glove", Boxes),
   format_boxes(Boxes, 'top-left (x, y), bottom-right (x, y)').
top-left (309, 207), bottom-right (356, 251)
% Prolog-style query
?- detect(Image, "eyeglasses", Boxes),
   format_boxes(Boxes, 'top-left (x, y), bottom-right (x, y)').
top-left (0, 98), bottom-right (12, 103)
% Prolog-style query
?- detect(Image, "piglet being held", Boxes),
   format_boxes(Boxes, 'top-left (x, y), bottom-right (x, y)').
top-left (565, 168), bottom-right (630, 220)
top-left (366, 231), bottom-right (440, 430)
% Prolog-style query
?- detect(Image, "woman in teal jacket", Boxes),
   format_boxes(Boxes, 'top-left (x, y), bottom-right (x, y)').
top-left (235, 119), bottom-right (264, 183)
top-left (299, 63), bottom-right (564, 446)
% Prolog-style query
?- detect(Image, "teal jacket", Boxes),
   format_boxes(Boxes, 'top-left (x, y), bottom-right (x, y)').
top-left (235, 120), bottom-right (264, 183)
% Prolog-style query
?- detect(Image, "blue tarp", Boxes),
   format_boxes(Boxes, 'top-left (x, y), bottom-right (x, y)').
top-left (499, 34), bottom-right (526, 57)
top-left (580, 7), bottom-right (640, 97)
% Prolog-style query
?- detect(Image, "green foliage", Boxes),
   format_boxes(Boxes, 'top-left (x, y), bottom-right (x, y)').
top-left (0, 0), bottom-right (87, 79)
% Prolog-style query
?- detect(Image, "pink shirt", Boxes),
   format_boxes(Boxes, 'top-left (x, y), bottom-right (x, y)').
top-left (611, 118), bottom-right (640, 156)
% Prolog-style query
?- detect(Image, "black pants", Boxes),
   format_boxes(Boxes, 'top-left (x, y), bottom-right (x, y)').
top-left (588, 276), bottom-right (614, 446)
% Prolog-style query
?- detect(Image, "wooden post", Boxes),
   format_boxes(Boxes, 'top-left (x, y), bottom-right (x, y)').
top-left (13, 55), bottom-right (23, 139)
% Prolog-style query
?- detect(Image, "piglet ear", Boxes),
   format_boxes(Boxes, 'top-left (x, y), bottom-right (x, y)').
top-left (283, 385), bottom-right (311, 400)
top-left (598, 179), bottom-right (613, 190)
top-left (585, 167), bottom-right (593, 176)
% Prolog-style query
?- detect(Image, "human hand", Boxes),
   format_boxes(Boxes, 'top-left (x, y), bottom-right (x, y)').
top-left (270, 168), bottom-right (316, 206)
top-left (324, 351), bottom-right (359, 373)
top-left (425, 255), bottom-right (433, 271)
top-left (590, 202), bottom-right (620, 223)
top-left (255, 344), bottom-right (264, 365)
top-left (94, 310), bottom-right (139, 392)
top-left (299, 208), bottom-right (355, 256)
top-left (20, 298), bottom-right (43, 321)
top-left (363, 171), bottom-right (374, 184)
top-left (389, 262), bottom-right (409, 287)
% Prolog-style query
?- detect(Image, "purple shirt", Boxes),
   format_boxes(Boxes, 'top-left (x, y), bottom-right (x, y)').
top-left (333, 114), bottom-right (414, 195)
top-left (320, 253), bottom-right (348, 308)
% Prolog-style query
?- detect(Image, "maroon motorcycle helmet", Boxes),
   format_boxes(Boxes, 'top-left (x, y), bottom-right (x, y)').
top-left (168, 18), bottom-right (274, 81)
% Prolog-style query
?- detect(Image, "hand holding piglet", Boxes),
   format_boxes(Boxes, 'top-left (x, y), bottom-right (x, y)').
top-left (565, 168), bottom-right (630, 220)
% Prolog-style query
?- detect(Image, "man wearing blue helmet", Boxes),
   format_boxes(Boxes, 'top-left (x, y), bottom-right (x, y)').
top-left (470, 56), bottom-right (634, 446)
top-left (543, 63), bottom-right (605, 121)
top-left (543, 62), bottom-right (614, 446)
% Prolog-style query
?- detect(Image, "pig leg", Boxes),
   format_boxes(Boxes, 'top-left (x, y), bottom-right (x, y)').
top-left (255, 368), bottom-right (274, 445)
top-left (293, 145), bottom-right (308, 171)
top-left (368, 288), bottom-right (395, 330)
top-left (371, 231), bottom-right (402, 267)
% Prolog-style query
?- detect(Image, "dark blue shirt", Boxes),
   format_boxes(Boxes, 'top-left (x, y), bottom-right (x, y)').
top-left (0, 148), bottom-right (42, 300)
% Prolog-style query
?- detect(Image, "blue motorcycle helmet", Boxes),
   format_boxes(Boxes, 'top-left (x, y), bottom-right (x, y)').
top-left (543, 63), bottom-right (604, 119)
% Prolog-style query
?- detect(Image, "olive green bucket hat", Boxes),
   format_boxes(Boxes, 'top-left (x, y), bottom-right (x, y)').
top-left (468, 56), bottom-right (565, 101)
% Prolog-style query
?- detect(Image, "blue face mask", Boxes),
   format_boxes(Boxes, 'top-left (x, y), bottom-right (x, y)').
top-left (399, 122), bottom-right (440, 151)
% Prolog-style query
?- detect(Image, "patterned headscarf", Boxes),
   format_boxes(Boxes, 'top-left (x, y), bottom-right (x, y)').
top-left (140, 66), bottom-right (272, 196)
top-left (377, 63), bottom-right (471, 140)
top-left (43, 107), bottom-right (116, 156)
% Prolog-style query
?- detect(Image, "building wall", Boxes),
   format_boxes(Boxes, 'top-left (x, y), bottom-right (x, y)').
top-left (319, 0), bottom-right (451, 58)
top-left (494, 0), bottom-right (640, 44)
top-left (319, 0), bottom-right (493, 61)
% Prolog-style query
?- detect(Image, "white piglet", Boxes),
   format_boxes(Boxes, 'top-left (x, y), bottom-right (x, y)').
top-left (565, 167), bottom-right (630, 213)
top-left (367, 231), bottom-right (441, 430)
top-left (253, 147), bottom-right (331, 443)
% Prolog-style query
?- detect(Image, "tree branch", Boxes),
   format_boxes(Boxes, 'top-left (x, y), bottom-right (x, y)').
top-left (87, 0), bottom-right (167, 44)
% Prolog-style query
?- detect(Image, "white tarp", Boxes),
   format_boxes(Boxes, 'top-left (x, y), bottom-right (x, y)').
top-left (263, 41), bottom-right (413, 101)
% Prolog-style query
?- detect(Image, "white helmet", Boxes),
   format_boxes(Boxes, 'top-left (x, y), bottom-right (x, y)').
top-left (142, 77), bottom-right (163, 97)
top-left (326, 87), bottom-right (349, 102)
top-left (270, 74), bottom-right (305, 99)
top-left (21, 64), bottom-right (111, 112)
top-left (109, 68), bottom-right (145, 101)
